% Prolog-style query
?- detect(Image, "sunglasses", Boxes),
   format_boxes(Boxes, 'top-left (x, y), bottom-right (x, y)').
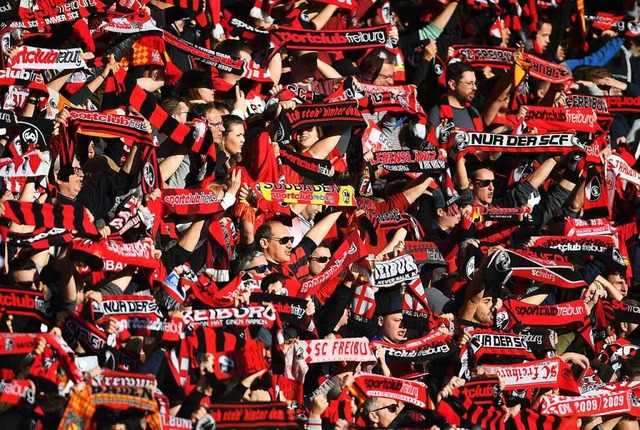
top-left (309, 256), bottom-right (330, 263)
top-left (245, 264), bottom-right (269, 274)
top-left (473, 179), bottom-right (496, 188)
top-left (371, 403), bottom-right (400, 414)
top-left (14, 280), bottom-right (37, 289)
top-left (270, 236), bottom-right (294, 245)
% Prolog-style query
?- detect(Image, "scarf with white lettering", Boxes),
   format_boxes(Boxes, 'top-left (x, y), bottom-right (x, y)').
top-left (68, 109), bottom-right (155, 147)
top-left (7, 46), bottom-right (87, 70)
top-left (0, 288), bottom-right (52, 325)
top-left (371, 330), bottom-right (457, 362)
top-left (527, 235), bottom-right (615, 256)
top-left (565, 94), bottom-right (610, 116)
top-left (69, 238), bottom-right (159, 271)
top-left (278, 146), bottom-right (333, 184)
top-left (604, 95), bottom-right (640, 113)
top-left (279, 100), bottom-right (364, 132)
top-left (537, 390), bottom-right (632, 417)
top-left (449, 131), bottom-right (584, 157)
top-left (403, 241), bottom-right (446, 267)
top-left (10, 0), bottom-right (97, 31)
top-left (0, 150), bottom-right (51, 178)
top-left (521, 106), bottom-right (600, 133)
top-left (458, 330), bottom-right (536, 379)
top-left (0, 332), bottom-right (40, 354)
top-left (154, 188), bottom-right (225, 215)
top-left (268, 25), bottom-right (389, 62)
top-left (502, 299), bottom-right (588, 332)
top-left (470, 205), bottom-right (533, 223)
top-left (351, 373), bottom-right (430, 409)
top-left (562, 217), bottom-right (617, 237)
top-left (0, 68), bottom-right (48, 94)
top-left (182, 305), bottom-right (277, 330)
top-left (250, 292), bottom-right (314, 332)
top-left (163, 32), bottom-right (271, 82)
top-left (586, 13), bottom-right (640, 38)
top-left (450, 45), bottom-right (571, 83)
top-left (369, 150), bottom-right (446, 174)
top-left (371, 254), bottom-right (420, 288)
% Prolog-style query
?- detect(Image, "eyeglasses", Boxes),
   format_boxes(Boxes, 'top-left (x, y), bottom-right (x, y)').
top-left (377, 73), bottom-right (394, 82)
top-left (208, 120), bottom-right (224, 129)
top-left (371, 403), bottom-right (399, 414)
top-left (245, 264), bottom-right (269, 274)
top-left (14, 276), bottom-right (39, 289)
top-left (473, 179), bottom-right (495, 188)
top-left (270, 236), bottom-right (294, 245)
top-left (309, 256), bottom-right (330, 263)
top-left (458, 80), bottom-right (478, 88)
top-left (73, 166), bottom-right (83, 175)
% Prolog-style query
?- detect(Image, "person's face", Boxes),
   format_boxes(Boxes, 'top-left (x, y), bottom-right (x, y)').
top-left (471, 168), bottom-right (495, 206)
top-left (263, 223), bottom-right (294, 264)
top-left (374, 62), bottom-right (395, 86)
top-left (300, 204), bottom-right (321, 221)
top-left (196, 87), bottom-right (215, 102)
top-left (308, 246), bottom-right (331, 276)
top-left (245, 255), bottom-right (270, 280)
top-left (452, 70), bottom-right (477, 104)
top-left (172, 101), bottom-right (190, 124)
top-left (295, 126), bottom-right (319, 150)
top-left (378, 313), bottom-right (406, 343)
top-left (12, 268), bottom-right (38, 290)
top-left (608, 273), bottom-right (629, 297)
top-left (474, 297), bottom-right (495, 324)
top-left (58, 158), bottom-right (84, 199)
top-left (223, 123), bottom-right (245, 156)
top-left (536, 23), bottom-right (552, 52)
top-left (373, 401), bottom-right (403, 428)
top-left (205, 109), bottom-right (225, 145)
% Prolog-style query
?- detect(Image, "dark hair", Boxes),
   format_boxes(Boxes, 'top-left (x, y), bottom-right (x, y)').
top-left (187, 102), bottom-right (216, 122)
top-left (255, 222), bottom-right (275, 248)
top-left (222, 115), bottom-right (245, 137)
top-left (160, 98), bottom-right (183, 117)
top-left (10, 258), bottom-right (37, 272)
top-left (621, 356), bottom-right (640, 380)
top-left (468, 163), bottom-right (495, 181)
top-left (446, 61), bottom-right (474, 83)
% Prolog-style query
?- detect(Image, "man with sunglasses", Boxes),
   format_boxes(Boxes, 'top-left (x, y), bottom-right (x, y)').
top-left (254, 210), bottom-right (342, 281)
top-left (362, 398), bottom-right (404, 428)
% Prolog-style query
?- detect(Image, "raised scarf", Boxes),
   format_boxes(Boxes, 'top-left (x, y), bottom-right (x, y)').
top-left (277, 146), bottom-right (332, 184)
top-left (449, 131), bottom-right (584, 156)
top-left (296, 337), bottom-right (376, 364)
top-left (521, 106), bottom-right (600, 133)
top-left (256, 182), bottom-right (356, 206)
top-left (527, 235), bottom-right (615, 256)
top-left (537, 390), bottom-right (632, 417)
top-left (451, 45), bottom-right (571, 83)
top-left (280, 100), bottom-right (364, 131)
top-left (182, 305), bottom-right (277, 330)
top-left (250, 292), bottom-right (312, 331)
top-left (68, 109), bottom-right (155, 147)
top-left (403, 240), bottom-right (446, 267)
top-left (565, 94), bottom-right (610, 116)
top-left (482, 357), bottom-right (579, 393)
top-left (605, 95), bottom-right (640, 113)
top-left (158, 188), bottom-right (225, 215)
top-left (370, 150), bottom-right (446, 174)
top-left (9, 0), bottom-right (97, 30)
top-left (3, 200), bottom-right (98, 235)
top-left (563, 217), bottom-right (616, 237)
top-left (351, 373), bottom-right (430, 409)
top-left (371, 254), bottom-right (420, 287)
top-left (0, 150), bottom-right (51, 178)
top-left (371, 329), bottom-right (457, 362)
top-left (459, 330), bottom-right (536, 379)
top-left (163, 32), bottom-right (271, 82)
top-left (0, 288), bottom-right (52, 325)
top-left (268, 24), bottom-right (389, 61)
top-left (0, 68), bottom-right (47, 94)
top-left (69, 238), bottom-right (159, 271)
top-left (209, 403), bottom-right (297, 430)
top-left (352, 282), bottom-right (376, 321)
top-left (7, 46), bottom-right (86, 70)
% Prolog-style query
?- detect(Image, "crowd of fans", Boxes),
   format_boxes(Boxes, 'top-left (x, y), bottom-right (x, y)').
top-left (1, 0), bottom-right (640, 429)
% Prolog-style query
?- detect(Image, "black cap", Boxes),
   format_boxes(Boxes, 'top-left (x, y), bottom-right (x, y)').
top-left (376, 292), bottom-right (403, 317)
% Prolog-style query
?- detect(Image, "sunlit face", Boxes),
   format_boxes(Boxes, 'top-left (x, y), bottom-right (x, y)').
top-left (378, 313), bottom-right (406, 343)
top-left (172, 101), bottom-right (189, 124)
top-left (223, 123), bottom-right (245, 156)
top-left (58, 158), bottom-right (84, 199)
top-left (471, 168), bottom-right (495, 206)
top-left (205, 109), bottom-right (225, 145)
top-left (245, 255), bottom-right (270, 280)
top-left (453, 70), bottom-right (477, 104)
top-left (536, 23), bottom-right (552, 52)
top-left (262, 222), bottom-right (294, 264)
top-left (374, 62), bottom-right (395, 86)
top-left (474, 297), bottom-right (495, 324)
top-left (608, 273), bottom-right (629, 297)
top-left (295, 126), bottom-right (319, 150)
top-left (373, 401), bottom-right (402, 428)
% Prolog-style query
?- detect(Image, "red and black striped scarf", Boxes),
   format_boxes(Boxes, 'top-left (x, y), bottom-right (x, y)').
top-left (128, 84), bottom-right (218, 159)
top-left (68, 109), bottom-right (155, 147)
top-left (3, 200), bottom-right (98, 235)
top-left (278, 146), bottom-right (332, 184)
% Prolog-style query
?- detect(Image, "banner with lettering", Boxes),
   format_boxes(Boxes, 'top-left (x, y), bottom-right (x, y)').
top-left (370, 150), bottom-right (446, 173)
top-left (351, 373), bottom-right (429, 409)
top-left (481, 357), bottom-right (579, 393)
top-left (526, 235), bottom-right (615, 256)
top-left (370, 330), bottom-right (457, 362)
top-left (450, 131), bottom-right (585, 155)
top-left (371, 254), bottom-right (419, 287)
top-left (522, 106), bottom-right (599, 133)
top-left (256, 182), bottom-right (356, 206)
top-left (7, 46), bottom-right (87, 70)
top-left (537, 391), bottom-right (631, 416)
top-left (295, 337), bottom-right (376, 364)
